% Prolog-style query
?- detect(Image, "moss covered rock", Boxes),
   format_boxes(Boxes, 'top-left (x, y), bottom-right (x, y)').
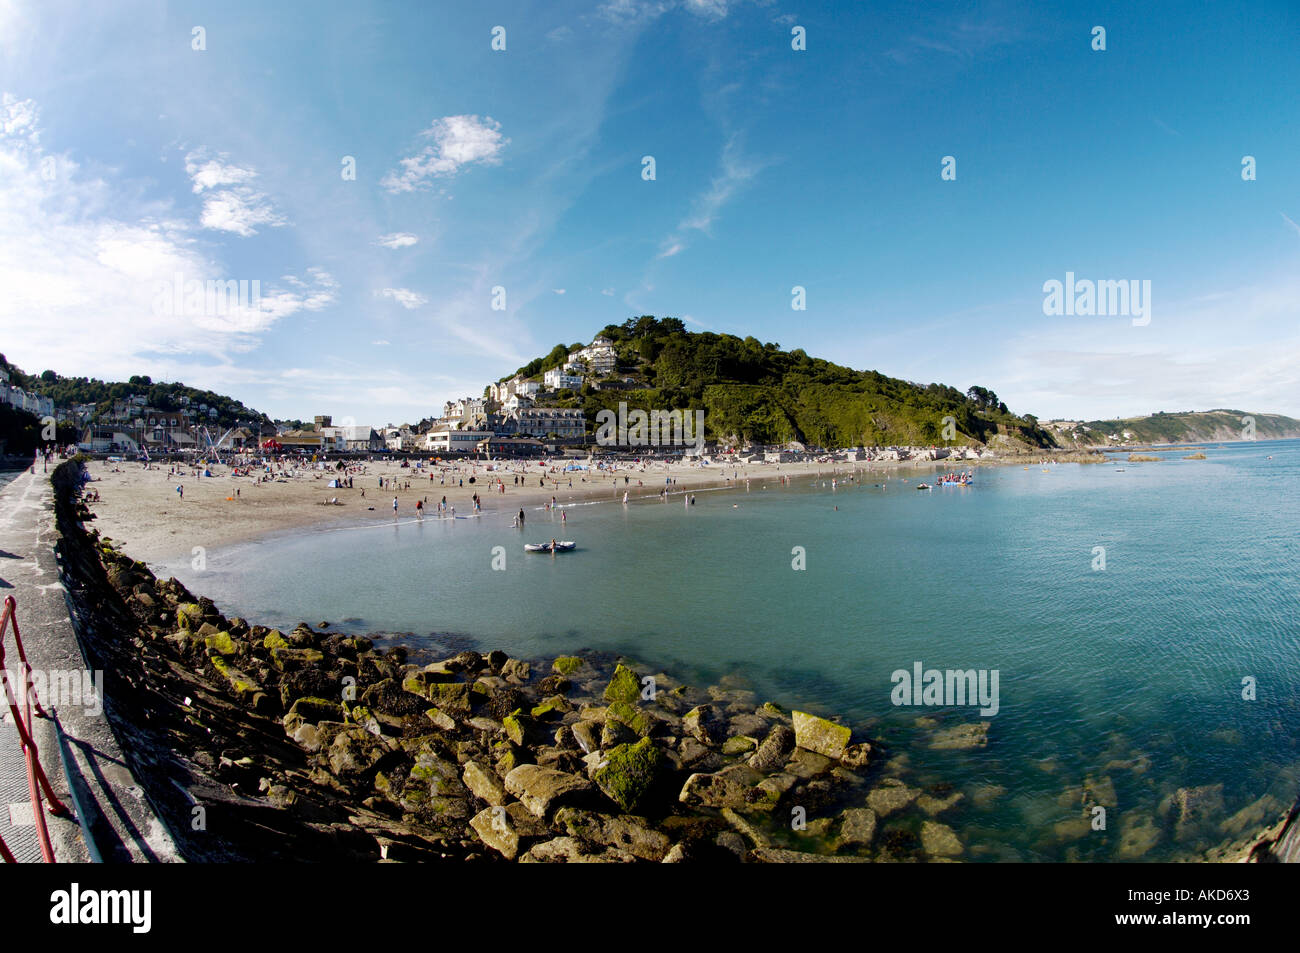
top-left (594, 737), bottom-right (666, 813)
top-left (603, 663), bottom-right (641, 705)
top-left (605, 700), bottom-right (655, 738)
top-left (204, 630), bottom-right (239, 657)
top-left (792, 710), bottom-right (851, 760)
top-left (176, 602), bottom-right (203, 631)
top-left (552, 656), bottom-right (585, 676)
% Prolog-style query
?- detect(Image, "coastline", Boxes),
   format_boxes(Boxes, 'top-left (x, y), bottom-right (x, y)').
top-left (49, 458), bottom-right (1295, 863)
top-left (82, 454), bottom-right (1000, 566)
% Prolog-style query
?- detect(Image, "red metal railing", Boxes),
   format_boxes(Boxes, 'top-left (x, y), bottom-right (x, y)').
top-left (0, 595), bottom-right (69, 862)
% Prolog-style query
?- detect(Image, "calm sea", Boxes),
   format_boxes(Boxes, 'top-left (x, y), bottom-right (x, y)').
top-left (163, 439), bottom-right (1300, 860)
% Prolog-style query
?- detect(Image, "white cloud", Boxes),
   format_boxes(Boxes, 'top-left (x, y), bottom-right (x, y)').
top-left (184, 149), bottom-right (285, 236)
top-left (375, 287), bottom-right (428, 309)
top-left (376, 232), bottom-right (419, 249)
top-left (552, 288), bottom-right (566, 295)
top-left (0, 97), bottom-right (318, 379)
top-left (381, 115), bottom-right (508, 194)
top-left (601, 288), bottom-right (615, 296)
top-left (657, 136), bottom-right (764, 258)
top-left (372, 339), bottom-right (391, 346)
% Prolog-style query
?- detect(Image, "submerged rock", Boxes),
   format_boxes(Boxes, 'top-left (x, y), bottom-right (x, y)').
top-left (866, 778), bottom-right (919, 817)
top-left (928, 721), bottom-right (990, 750)
top-left (837, 807), bottom-right (877, 848)
top-left (920, 820), bottom-right (963, 857)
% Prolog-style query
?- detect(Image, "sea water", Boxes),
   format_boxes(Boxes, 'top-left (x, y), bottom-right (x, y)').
top-left (163, 439), bottom-right (1300, 860)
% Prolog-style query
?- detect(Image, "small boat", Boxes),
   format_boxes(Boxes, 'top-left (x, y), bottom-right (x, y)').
top-left (525, 541), bottom-right (576, 553)
top-left (916, 483), bottom-right (932, 490)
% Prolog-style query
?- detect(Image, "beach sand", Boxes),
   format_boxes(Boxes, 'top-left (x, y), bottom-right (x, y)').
top-left (81, 455), bottom-right (948, 567)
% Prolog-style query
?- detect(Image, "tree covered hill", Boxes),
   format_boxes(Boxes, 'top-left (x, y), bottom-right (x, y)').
top-left (1064, 409), bottom-right (1300, 446)
top-left (0, 354), bottom-right (270, 430)
top-left (515, 316), bottom-right (1055, 449)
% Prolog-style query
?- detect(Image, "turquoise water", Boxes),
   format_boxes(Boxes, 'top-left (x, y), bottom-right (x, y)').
top-left (165, 440), bottom-right (1300, 860)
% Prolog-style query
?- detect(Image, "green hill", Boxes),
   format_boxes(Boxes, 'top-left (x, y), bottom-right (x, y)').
top-left (514, 316), bottom-right (1054, 449)
top-left (1060, 410), bottom-right (1300, 446)
top-left (0, 353), bottom-right (270, 431)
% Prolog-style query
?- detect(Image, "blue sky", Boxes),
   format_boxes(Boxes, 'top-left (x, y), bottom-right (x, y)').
top-left (2, 0), bottom-right (1298, 426)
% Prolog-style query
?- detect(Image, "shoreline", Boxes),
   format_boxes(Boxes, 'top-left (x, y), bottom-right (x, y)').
top-left (82, 454), bottom-right (1005, 566)
top-left (48, 459), bottom-right (1296, 863)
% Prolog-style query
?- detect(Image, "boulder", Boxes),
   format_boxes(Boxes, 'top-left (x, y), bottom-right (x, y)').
top-left (571, 720), bottom-right (601, 755)
top-left (679, 764), bottom-right (763, 811)
top-left (748, 724), bottom-right (796, 772)
top-left (603, 663), bottom-right (641, 704)
top-left (554, 807), bottom-right (671, 861)
top-left (424, 707), bottom-right (456, 731)
top-left (683, 704), bottom-right (728, 745)
top-left (594, 737), bottom-right (666, 813)
top-left (469, 803), bottom-right (547, 860)
top-left (552, 656), bottom-right (585, 676)
top-left (327, 726), bottom-right (389, 778)
top-left (504, 764), bottom-right (594, 818)
top-left (463, 761), bottom-right (506, 806)
top-left (791, 710), bottom-right (851, 760)
top-left (520, 836), bottom-right (636, 864)
top-left (605, 700), bottom-right (657, 738)
top-left (837, 807), bottom-right (877, 847)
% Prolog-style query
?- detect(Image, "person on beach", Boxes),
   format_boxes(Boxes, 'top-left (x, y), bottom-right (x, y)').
top-left (392, 496), bottom-right (398, 515)
top-left (416, 499), bottom-right (424, 519)
top-left (176, 484), bottom-right (183, 499)
top-left (518, 508), bottom-right (525, 526)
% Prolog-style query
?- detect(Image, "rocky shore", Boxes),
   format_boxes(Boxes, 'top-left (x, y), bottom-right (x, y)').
top-left (53, 460), bottom-right (926, 862)
top-left (49, 460), bottom-right (1295, 862)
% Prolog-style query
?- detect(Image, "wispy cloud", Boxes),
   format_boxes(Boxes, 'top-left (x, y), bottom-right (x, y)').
top-left (0, 97), bottom-right (317, 378)
top-left (375, 232), bottom-right (418, 249)
top-left (184, 149), bottom-right (285, 236)
top-left (552, 288), bottom-right (566, 294)
top-left (381, 115), bottom-right (509, 194)
top-left (1282, 212), bottom-right (1300, 239)
top-left (375, 287), bottom-right (427, 309)
top-left (657, 136), bottom-right (765, 258)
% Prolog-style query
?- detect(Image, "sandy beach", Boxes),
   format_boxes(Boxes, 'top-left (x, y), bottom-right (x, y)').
top-left (81, 454), bottom-right (960, 566)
